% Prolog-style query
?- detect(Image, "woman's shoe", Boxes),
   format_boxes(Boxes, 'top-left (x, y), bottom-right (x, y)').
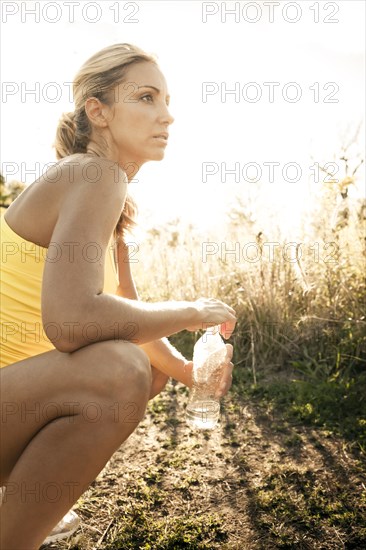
top-left (42, 510), bottom-right (81, 544)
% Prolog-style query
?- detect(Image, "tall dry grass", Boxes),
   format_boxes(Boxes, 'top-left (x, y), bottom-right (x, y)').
top-left (131, 174), bottom-right (365, 386)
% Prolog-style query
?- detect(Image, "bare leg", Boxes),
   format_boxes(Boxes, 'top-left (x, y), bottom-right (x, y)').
top-left (0, 340), bottom-right (152, 550)
top-left (149, 365), bottom-right (169, 400)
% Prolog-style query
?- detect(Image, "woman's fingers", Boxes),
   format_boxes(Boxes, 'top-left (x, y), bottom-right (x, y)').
top-left (215, 365), bottom-right (233, 398)
top-left (220, 320), bottom-right (237, 339)
top-left (215, 347), bottom-right (234, 397)
top-left (225, 343), bottom-right (233, 361)
top-left (186, 298), bottom-right (237, 335)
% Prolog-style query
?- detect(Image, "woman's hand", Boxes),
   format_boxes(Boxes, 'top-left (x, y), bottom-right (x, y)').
top-left (214, 344), bottom-right (234, 398)
top-left (183, 344), bottom-right (234, 397)
top-left (186, 298), bottom-right (237, 339)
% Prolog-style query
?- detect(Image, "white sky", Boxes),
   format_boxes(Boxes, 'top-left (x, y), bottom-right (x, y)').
top-left (1, 0), bottom-right (365, 237)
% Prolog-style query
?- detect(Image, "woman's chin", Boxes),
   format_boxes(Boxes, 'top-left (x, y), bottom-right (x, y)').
top-left (149, 150), bottom-right (166, 161)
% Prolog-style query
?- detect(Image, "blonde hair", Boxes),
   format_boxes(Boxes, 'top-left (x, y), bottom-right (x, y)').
top-left (54, 43), bottom-right (158, 239)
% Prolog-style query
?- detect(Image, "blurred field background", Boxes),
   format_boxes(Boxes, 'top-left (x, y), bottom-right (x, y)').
top-left (128, 136), bottom-right (366, 455)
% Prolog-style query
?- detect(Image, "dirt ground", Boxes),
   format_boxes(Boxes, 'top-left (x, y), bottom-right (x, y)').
top-left (44, 379), bottom-right (366, 550)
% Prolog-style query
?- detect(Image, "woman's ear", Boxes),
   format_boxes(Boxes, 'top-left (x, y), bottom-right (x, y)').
top-left (84, 97), bottom-right (110, 128)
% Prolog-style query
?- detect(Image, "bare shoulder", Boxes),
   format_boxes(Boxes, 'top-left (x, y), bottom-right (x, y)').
top-left (4, 155), bottom-right (128, 247)
top-left (55, 154), bottom-right (128, 192)
top-left (53, 154), bottom-right (128, 244)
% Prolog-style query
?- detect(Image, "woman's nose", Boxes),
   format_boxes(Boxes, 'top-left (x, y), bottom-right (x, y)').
top-left (161, 104), bottom-right (175, 125)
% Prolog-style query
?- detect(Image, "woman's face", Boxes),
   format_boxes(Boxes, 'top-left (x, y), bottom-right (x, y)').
top-left (102, 61), bottom-right (174, 170)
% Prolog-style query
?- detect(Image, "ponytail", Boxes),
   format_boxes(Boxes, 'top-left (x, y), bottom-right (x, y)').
top-left (54, 109), bottom-right (90, 160)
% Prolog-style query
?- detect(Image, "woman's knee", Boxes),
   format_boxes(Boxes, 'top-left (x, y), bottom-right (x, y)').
top-left (72, 340), bottom-right (152, 403)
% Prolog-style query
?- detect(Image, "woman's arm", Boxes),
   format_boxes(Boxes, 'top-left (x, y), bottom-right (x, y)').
top-left (42, 158), bottom-right (237, 352)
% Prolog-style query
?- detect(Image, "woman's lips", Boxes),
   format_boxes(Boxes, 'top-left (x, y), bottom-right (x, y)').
top-left (153, 136), bottom-right (168, 145)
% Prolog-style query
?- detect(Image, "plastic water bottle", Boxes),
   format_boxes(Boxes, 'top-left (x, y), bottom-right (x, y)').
top-left (185, 325), bottom-right (227, 430)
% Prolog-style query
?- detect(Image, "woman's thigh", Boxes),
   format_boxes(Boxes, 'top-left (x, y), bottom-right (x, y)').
top-left (0, 340), bottom-right (152, 483)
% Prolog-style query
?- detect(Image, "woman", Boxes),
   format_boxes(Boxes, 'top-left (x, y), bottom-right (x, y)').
top-left (0, 43), bottom-right (236, 549)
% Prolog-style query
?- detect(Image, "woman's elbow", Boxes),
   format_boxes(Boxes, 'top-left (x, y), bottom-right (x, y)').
top-left (44, 328), bottom-right (81, 353)
top-left (42, 313), bottom-right (84, 353)
top-left (52, 338), bottom-right (81, 354)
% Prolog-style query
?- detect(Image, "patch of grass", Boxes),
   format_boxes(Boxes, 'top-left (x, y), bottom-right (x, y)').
top-left (105, 509), bottom-right (228, 549)
top-left (143, 467), bottom-right (163, 486)
top-left (124, 478), bottom-right (164, 509)
top-left (235, 371), bottom-right (366, 454)
top-left (147, 393), bottom-right (183, 428)
top-left (251, 466), bottom-right (366, 548)
top-left (284, 433), bottom-right (303, 448)
top-left (159, 454), bottom-right (186, 469)
top-left (174, 475), bottom-right (200, 492)
top-left (148, 396), bottom-right (171, 417)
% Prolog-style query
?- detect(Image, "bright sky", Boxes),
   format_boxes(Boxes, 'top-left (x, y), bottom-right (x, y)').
top-left (1, 0), bottom-right (365, 237)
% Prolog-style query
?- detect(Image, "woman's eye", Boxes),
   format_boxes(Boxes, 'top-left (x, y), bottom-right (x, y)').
top-left (141, 94), bottom-right (153, 102)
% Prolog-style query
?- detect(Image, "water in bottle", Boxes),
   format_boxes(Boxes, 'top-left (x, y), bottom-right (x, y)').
top-left (185, 326), bottom-right (227, 430)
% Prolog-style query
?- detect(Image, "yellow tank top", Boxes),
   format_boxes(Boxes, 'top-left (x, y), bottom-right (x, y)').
top-left (0, 212), bottom-right (119, 368)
